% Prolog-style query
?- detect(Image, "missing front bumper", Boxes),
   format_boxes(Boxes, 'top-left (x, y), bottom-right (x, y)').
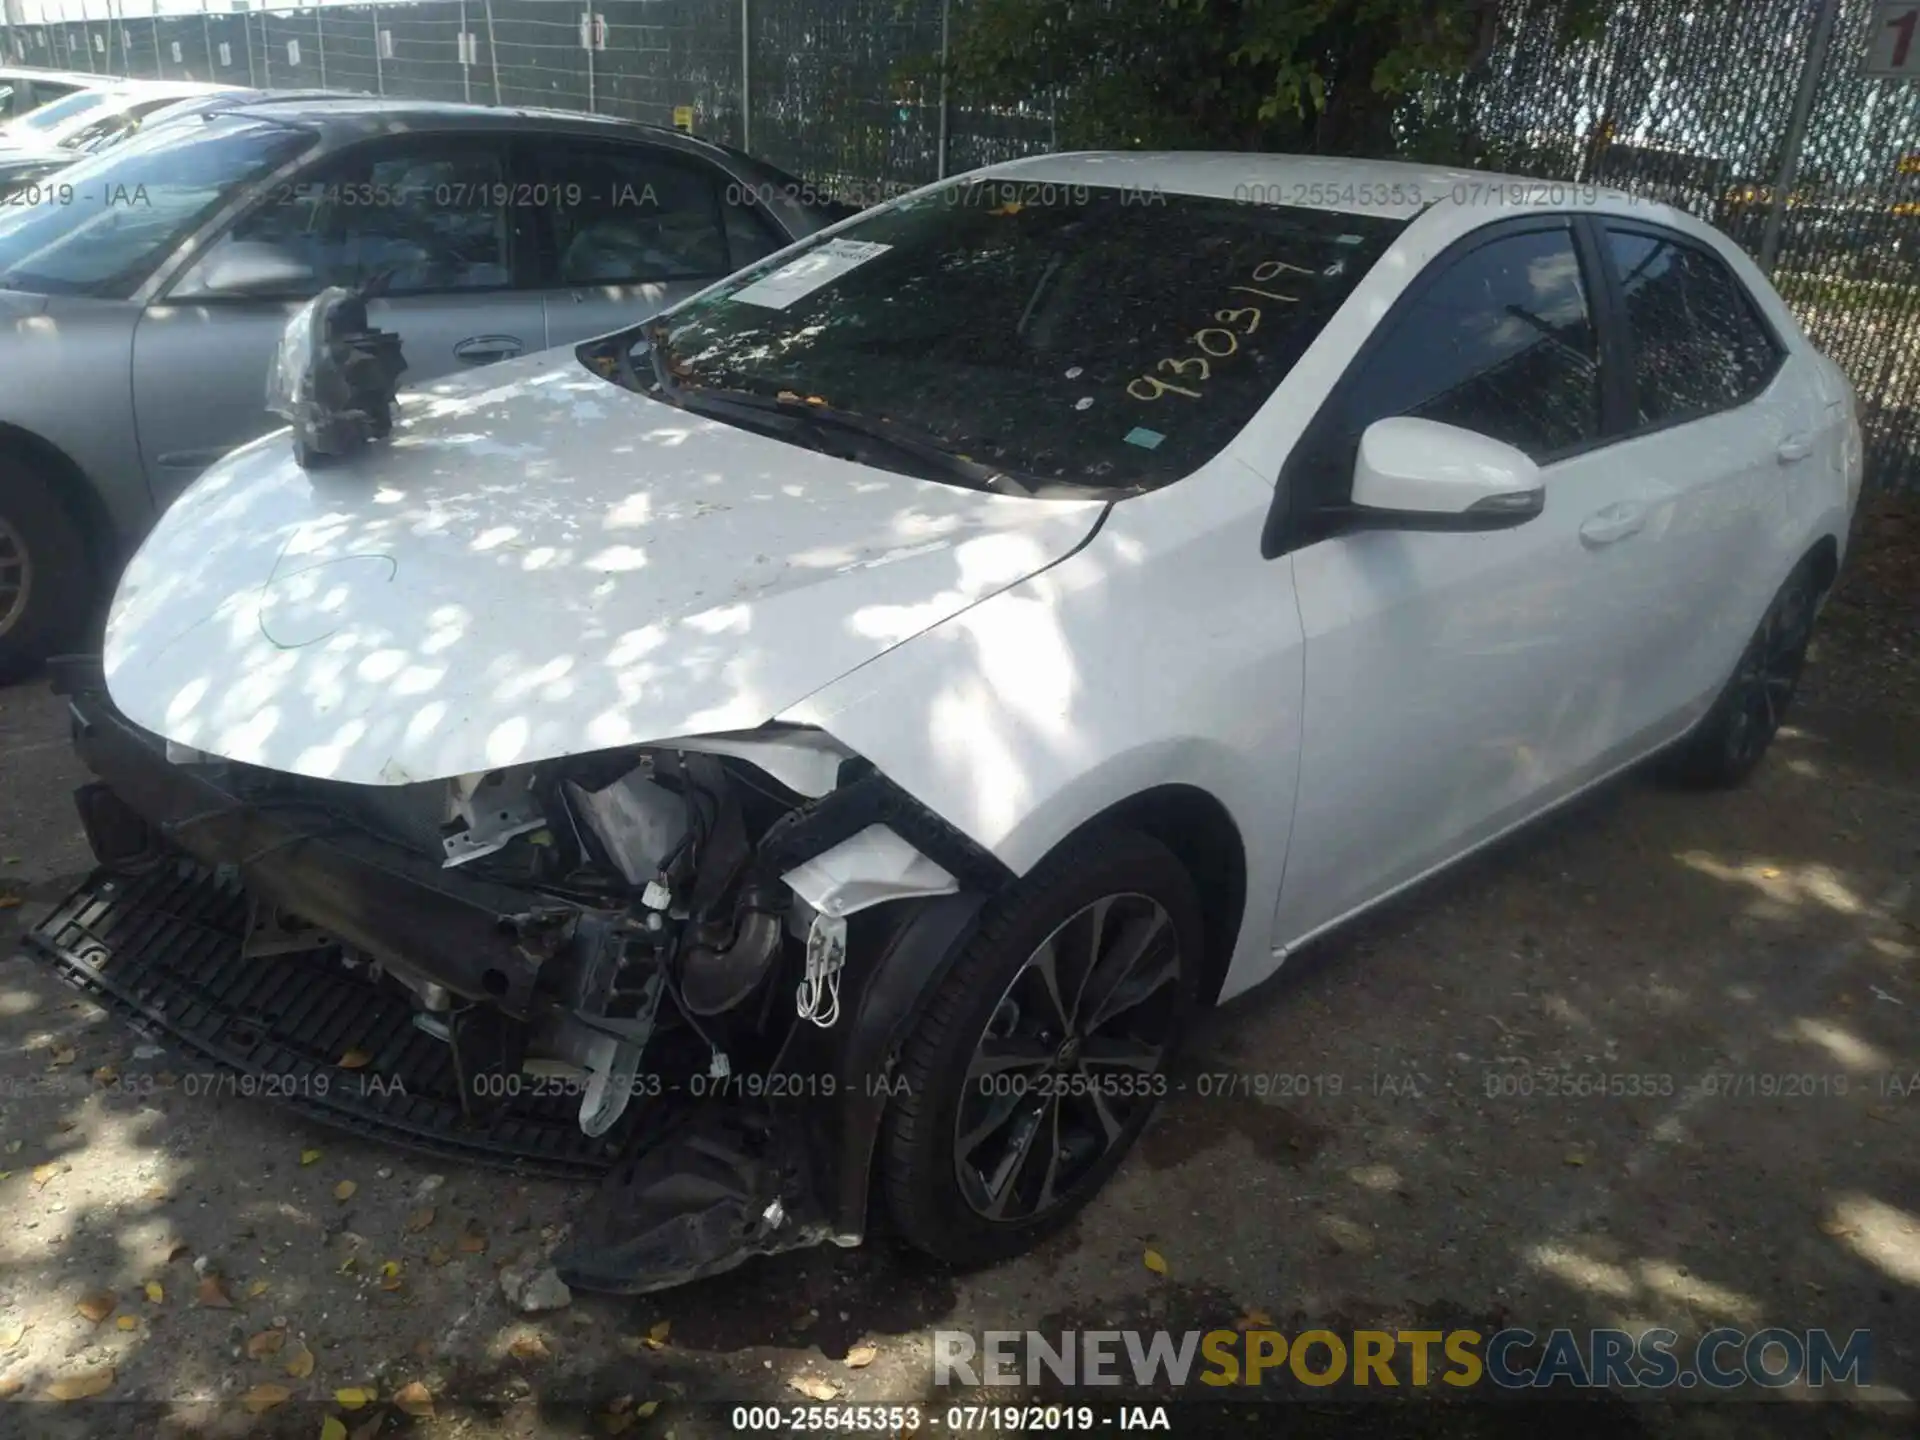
top-left (29, 663), bottom-right (994, 1293)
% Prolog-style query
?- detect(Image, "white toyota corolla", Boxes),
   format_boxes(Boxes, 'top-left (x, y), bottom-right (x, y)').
top-left (32, 152), bottom-right (1861, 1293)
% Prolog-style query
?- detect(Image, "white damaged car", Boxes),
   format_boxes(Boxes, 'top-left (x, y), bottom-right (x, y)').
top-left (30, 153), bottom-right (1860, 1292)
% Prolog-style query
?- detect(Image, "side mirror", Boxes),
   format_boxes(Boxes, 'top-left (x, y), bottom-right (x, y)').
top-left (1348, 417), bottom-right (1545, 532)
top-left (174, 241), bottom-right (315, 300)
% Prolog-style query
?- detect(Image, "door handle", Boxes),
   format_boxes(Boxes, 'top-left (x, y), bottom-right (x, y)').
top-left (1579, 501), bottom-right (1648, 548)
top-left (1776, 434), bottom-right (1813, 463)
top-left (453, 334), bottom-right (525, 365)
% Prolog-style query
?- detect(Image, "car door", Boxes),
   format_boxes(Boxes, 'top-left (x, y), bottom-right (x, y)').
top-left (521, 135), bottom-right (788, 347)
top-left (130, 132), bottom-right (543, 507)
top-left (1588, 221), bottom-right (1799, 726)
top-left (1271, 218), bottom-right (1674, 946)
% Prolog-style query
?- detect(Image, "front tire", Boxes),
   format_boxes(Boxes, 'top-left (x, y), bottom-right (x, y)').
top-left (0, 456), bottom-right (95, 686)
top-left (879, 828), bottom-right (1201, 1267)
top-left (1658, 557), bottom-right (1823, 789)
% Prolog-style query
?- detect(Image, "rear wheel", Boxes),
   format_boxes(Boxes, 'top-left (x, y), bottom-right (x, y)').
top-left (0, 457), bottom-right (94, 686)
top-left (1659, 558), bottom-right (1822, 789)
top-left (880, 828), bottom-right (1200, 1266)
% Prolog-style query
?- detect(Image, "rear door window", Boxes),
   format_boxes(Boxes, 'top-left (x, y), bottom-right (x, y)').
top-left (525, 141), bottom-right (733, 285)
top-left (1603, 227), bottom-right (1784, 427)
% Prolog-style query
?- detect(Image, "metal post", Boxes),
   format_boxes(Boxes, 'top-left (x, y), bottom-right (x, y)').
top-left (584, 8), bottom-right (594, 113)
top-left (483, 0), bottom-right (499, 105)
top-left (459, 0), bottom-right (469, 103)
top-left (370, 0), bottom-right (382, 95)
top-left (261, 10), bottom-right (270, 88)
top-left (150, 8), bottom-right (161, 78)
top-left (200, 0), bottom-right (213, 79)
top-left (739, 0), bottom-right (750, 151)
top-left (936, 0), bottom-right (950, 178)
top-left (1761, 0), bottom-right (1841, 274)
top-left (315, 1), bottom-right (325, 87)
top-left (109, 0), bottom-right (124, 77)
top-left (243, 6), bottom-right (256, 86)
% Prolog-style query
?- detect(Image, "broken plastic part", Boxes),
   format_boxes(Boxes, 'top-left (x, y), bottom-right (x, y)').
top-left (780, 823), bottom-right (958, 919)
top-left (565, 769), bottom-right (691, 885)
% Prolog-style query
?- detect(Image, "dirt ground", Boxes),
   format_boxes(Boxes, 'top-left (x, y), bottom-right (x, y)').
top-left (0, 497), bottom-right (1915, 1439)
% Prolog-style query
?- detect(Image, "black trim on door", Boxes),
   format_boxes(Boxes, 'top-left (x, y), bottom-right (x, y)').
top-left (1261, 213), bottom-right (1610, 561)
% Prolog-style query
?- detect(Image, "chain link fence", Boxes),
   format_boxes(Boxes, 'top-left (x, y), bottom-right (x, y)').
top-left (2, 0), bottom-right (1915, 488)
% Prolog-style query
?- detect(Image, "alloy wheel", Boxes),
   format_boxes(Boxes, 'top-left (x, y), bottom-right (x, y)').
top-left (953, 892), bottom-right (1181, 1223)
top-left (1722, 574), bottom-right (1815, 769)
top-left (0, 513), bottom-right (31, 640)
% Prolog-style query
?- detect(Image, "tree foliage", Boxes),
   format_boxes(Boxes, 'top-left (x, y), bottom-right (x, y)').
top-left (945, 0), bottom-right (1611, 156)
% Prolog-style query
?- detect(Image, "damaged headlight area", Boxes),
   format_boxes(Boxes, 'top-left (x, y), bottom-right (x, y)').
top-left (33, 660), bottom-right (1010, 1293)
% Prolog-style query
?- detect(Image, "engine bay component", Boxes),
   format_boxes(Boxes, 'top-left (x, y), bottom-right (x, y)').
top-left (35, 659), bottom-right (1022, 1297)
top-left (266, 284), bottom-right (407, 468)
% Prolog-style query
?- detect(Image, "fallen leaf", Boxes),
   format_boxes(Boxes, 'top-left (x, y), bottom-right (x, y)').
top-left (789, 1374), bottom-right (838, 1401)
top-left (92, 1066), bottom-right (119, 1085)
top-left (335, 1385), bottom-right (376, 1410)
top-left (1237, 1307), bottom-right (1275, 1331)
top-left (456, 1223), bottom-right (487, 1254)
top-left (1143, 1248), bottom-right (1168, 1275)
top-left (337, 1256), bottom-right (359, 1275)
top-left (76, 1291), bottom-right (117, 1324)
top-left (115, 1316), bottom-right (138, 1332)
top-left (1565, 1152), bottom-right (1588, 1167)
top-left (645, 1319), bottom-right (671, 1349)
top-left (144, 1184), bottom-right (168, 1202)
top-left (337, 1049), bottom-right (373, 1070)
top-left (242, 1381), bottom-right (292, 1414)
top-left (0, 1377), bottom-right (21, 1399)
top-left (380, 1260), bottom-right (402, 1280)
top-left (0, 1321), bottom-right (27, 1351)
top-left (196, 1276), bottom-right (234, 1309)
top-left (322, 1419), bottom-right (350, 1440)
top-left (405, 1206), bottom-right (436, 1234)
top-left (426, 1244), bottom-right (451, 1268)
top-left (143, 1281), bottom-right (164, 1305)
top-left (509, 1334), bottom-right (550, 1362)
top-left (284, 1341), bottom-right (315, 1378)
top-left (246, 1279), bottom-right (270, 1299)
top-left (44, 1367), bottom-right (114, 1401)
top-left (333, 1180), bottom-right (357, 1202)
top-left (1819, 1217), bottom-right (1860, 1239)
top-left (380, 1276), bottom-right (404, 1293)
top-left (635, 1400), bottom-right (660, 1419)
top-left (246, 1329), bottom-right (286, 1358)
top-left (47, 1047), bottom-right (75, 1067)
top-left (300, 1149), bottom-right (322, 1167)
top-left (844, 1343), bottom-right (878, 1369)
top-left (30, 1163), bottom-right (63, 1188)
top-left (0, 896), bottom-right (21, 910)
top-left (394, 1380), bottom-right (434, 1417)
top-left (166, 1242), bottom-right (192, 1264)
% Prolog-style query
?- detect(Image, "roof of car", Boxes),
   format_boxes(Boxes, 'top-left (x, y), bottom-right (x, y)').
top-left (977, 150), bottom-right (1635, 221)
top-left (202, 94), bottom-right (755, 167)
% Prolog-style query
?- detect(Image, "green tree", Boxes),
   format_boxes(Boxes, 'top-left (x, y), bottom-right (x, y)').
top-left (945, 0), bottom-right (1608, 157)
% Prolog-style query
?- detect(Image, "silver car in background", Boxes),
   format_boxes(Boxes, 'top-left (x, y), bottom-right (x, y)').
top-left (0, 95), bottom-right (837, 680)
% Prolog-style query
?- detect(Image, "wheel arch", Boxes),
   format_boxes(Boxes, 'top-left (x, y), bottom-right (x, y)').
top-left (1042, 783), bottom-right (1248, 1009)
top-left (0, 422), bottom-right (117, 577)
top-left (1804, 531), bottom-right (1840, 596)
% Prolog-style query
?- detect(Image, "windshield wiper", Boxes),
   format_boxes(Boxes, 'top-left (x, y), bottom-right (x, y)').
top-left (633, 326), bottom-right (1038, 497)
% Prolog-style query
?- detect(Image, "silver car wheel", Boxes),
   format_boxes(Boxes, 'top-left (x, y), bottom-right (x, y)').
top-left (0, 512), bottom-right (31, 640)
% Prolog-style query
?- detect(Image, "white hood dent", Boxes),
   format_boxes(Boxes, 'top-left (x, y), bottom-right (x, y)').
top-left (104, 350), bottom-right (1105, 786)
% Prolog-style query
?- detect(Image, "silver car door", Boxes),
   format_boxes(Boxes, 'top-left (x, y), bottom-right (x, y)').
top-left (132, 133), bottom-right (541, 508)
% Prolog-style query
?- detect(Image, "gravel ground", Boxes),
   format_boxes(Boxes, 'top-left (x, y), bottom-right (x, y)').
top-left (0, 497), bottom-right (1914, 1438)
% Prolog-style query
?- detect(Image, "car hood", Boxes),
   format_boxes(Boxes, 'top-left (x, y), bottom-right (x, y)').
top-left (104, 349), bottom-right (1106, 786)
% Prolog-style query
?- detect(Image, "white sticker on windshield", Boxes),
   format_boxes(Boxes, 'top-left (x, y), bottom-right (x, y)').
top-left (729, 239), bottom-right (893, 311)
